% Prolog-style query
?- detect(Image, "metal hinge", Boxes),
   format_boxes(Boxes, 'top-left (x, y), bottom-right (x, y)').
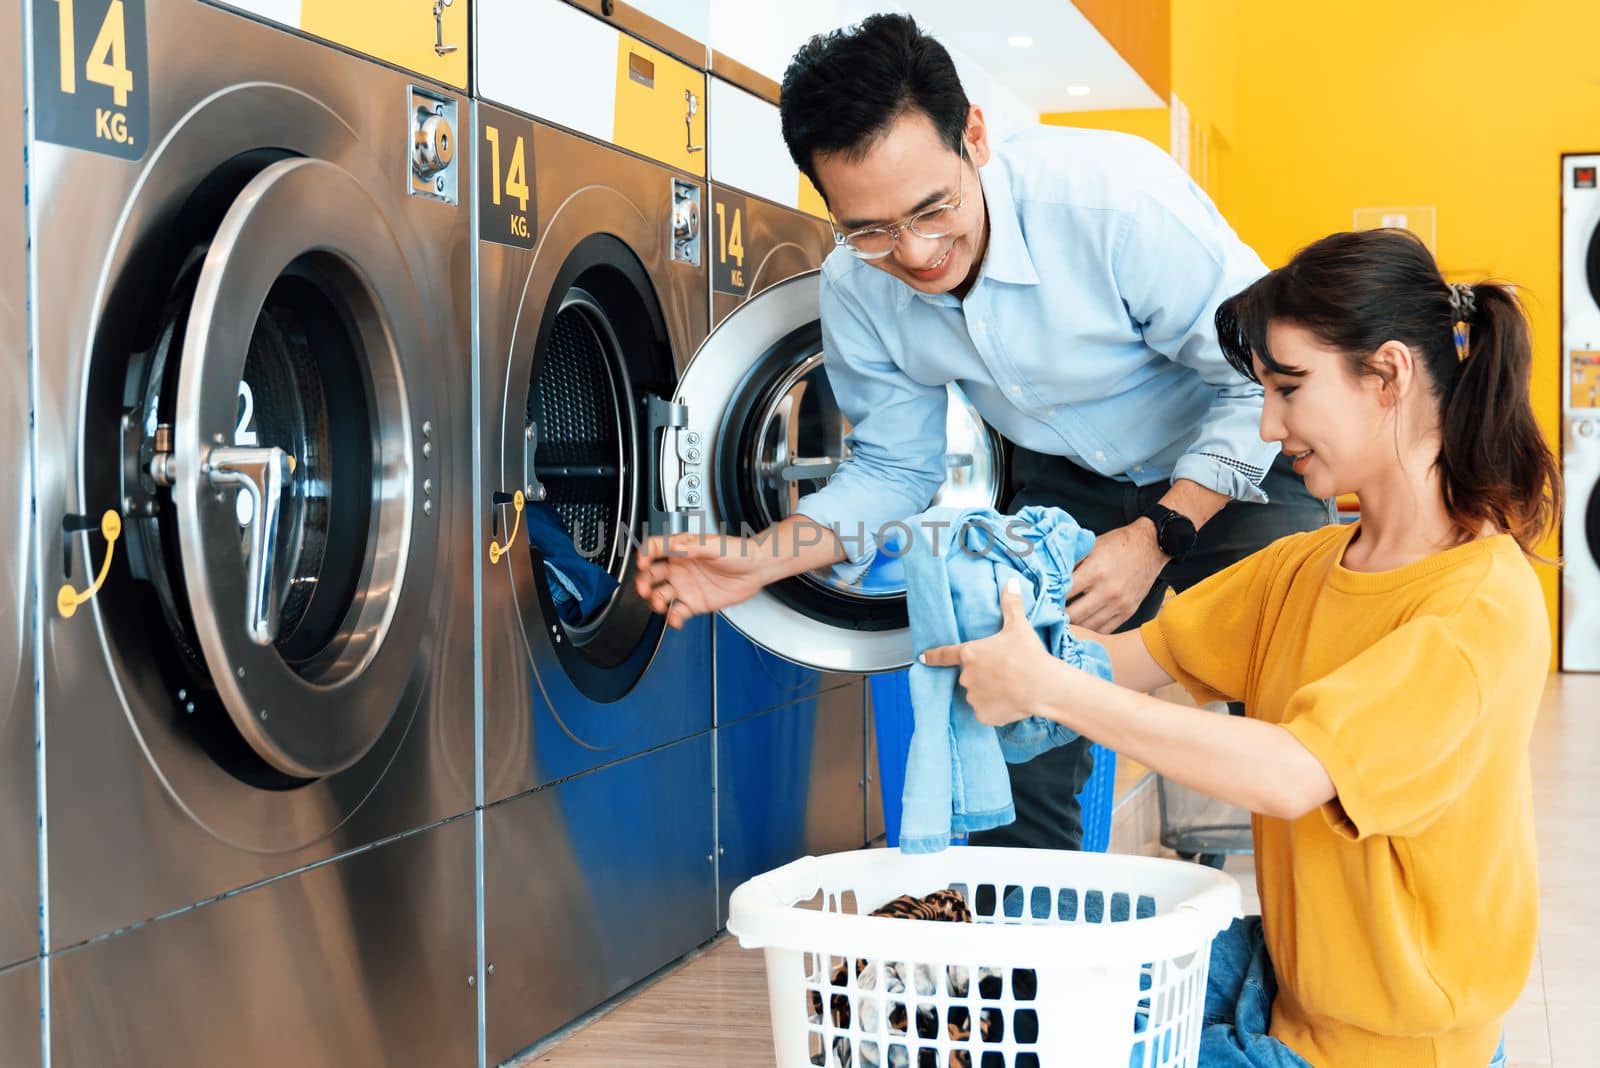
top-left (645, 396), bottom-right (703, 533)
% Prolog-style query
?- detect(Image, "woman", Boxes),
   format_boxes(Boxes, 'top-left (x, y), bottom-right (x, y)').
top-left (922, 228), bottom-right (1560, 1066)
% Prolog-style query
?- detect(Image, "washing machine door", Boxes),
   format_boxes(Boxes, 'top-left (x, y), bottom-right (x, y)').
top-left (133, 157), bottom-right (434, 779)
top-left (668, 271), bottom-right (1003, 673)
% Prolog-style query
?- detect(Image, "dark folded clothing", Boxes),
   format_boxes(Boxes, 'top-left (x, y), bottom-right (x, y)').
top-left (524, 503), bottom-right (618, 625)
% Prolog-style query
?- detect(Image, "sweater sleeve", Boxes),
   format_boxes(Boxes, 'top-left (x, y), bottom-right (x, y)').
top-left (1279, 615), bottom-right (1492, 841)
top-left (1138, 538), bottom-right (1288, 705)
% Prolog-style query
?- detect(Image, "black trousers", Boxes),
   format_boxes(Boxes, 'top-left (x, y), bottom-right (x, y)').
top-left (965, 448), bottom-right (1338, 851)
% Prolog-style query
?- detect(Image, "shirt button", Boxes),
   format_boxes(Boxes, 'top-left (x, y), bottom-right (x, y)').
top-left (1095, 451), bottom-right (1106, 462)
top-left (1010, 385), bottom-right (1022, 395)
top-left (974, 322), bottom-right (988, 336)
top-left (1133, 464), bottom-right (1143, 473)
top-left (1050, 407), bottom-right (1060, 417)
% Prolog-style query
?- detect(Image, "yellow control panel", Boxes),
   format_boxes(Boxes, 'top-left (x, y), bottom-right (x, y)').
top-left (797, 173), bottom-right (828, 222)
top-left (1572, 350), bottom-right (1600, 409)
top-left (613, 36), bottom-right (706, 177)
top-left (299, 0), bottom-right (469, 90)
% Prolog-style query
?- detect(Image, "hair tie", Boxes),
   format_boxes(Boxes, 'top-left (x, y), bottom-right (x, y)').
top-left (1448, 283), bottom-right (1475, 362)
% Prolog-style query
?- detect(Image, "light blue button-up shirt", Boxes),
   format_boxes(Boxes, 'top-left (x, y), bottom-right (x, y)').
top-left (795, 125), bottom-right (1276, 572)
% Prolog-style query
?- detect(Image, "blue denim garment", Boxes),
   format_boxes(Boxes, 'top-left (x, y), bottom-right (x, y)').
top-left (524, 503), bottom-right (618, 625)
top-left (900, 505), bottom-right (1113, 854)
top-left (1199, 917), bottom-right (1507, 1068)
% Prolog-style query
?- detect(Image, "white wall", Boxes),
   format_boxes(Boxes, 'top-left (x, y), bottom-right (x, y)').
top-left (708, 0), bottom-right (1039, 139)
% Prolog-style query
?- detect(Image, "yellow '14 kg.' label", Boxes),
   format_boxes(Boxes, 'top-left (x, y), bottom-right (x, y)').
top-left (711, 190), bottom-right (748, 297)
top-left (479, 111), bottom-right (535, 250)
top-left (33, 0), bottom-right (149, 160)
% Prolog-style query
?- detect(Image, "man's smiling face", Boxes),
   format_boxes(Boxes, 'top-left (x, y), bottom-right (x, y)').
top-left (814, 107), bottom-right (992, 297)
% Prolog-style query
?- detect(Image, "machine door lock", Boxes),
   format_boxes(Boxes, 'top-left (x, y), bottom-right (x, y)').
top-left (670, 179), bottom-right (701, 266)
top-left (431, 0), bottom-right (458, 56)
top-left (409, 86), bottom-right (458, 204)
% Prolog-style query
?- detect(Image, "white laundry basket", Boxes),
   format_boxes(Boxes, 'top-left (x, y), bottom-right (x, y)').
top-left (727, 846), bottom-right (1240, 1068)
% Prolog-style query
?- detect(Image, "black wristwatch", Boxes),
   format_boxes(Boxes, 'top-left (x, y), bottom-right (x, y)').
top-left (1141, 502), bottom-right (1198, 560)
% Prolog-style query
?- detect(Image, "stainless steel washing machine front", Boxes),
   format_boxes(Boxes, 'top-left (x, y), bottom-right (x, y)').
top-left (29, 0), bottom-right (475, 952)
top-left (478, 108), bottom-right (714, 805)
top-left (0, 959), bottom-right (40, 1068)
top-left (2, 0), bottom-right (36, 978)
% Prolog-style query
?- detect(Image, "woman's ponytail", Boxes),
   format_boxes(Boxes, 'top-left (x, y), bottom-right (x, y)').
top-left (1438, 282), bottom-right (1562, 552)
top-left (1215, 229), bottom-right (1562, 554)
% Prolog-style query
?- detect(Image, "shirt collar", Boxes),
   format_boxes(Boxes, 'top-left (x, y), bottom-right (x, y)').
top-left (899, 148), bottom-right (1040, 309)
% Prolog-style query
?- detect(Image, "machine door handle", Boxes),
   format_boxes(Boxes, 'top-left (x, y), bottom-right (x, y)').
top-left (684, 90), bottom-right (704, 154)
top-left (432, 0), bottom-right (458, 56)
top-left (204, 445), bottom-right (295, 646)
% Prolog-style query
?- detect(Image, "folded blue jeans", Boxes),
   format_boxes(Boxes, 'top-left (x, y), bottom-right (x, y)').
top-left (899, 505), bottom-right (1113, 854)
top-left (1199, 917), bottom-right (1507, 1068)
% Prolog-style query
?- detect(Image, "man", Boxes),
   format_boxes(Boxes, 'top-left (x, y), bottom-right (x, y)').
top-left (636, 14), bottom-right (1334, 850)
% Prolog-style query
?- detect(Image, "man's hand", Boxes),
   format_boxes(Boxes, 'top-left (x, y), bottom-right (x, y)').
top-left (633, 516), bottom-right (848, 629)
top-left (634, 533), bottom-right (774, 629)
top-left (1066, 520), bottom-right (1167, 633)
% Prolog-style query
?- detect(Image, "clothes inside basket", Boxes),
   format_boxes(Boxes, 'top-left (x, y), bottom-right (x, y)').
top-left (805, 889), bottom-right (1038, 1068)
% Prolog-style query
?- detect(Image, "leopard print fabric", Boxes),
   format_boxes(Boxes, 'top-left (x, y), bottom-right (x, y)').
top-left (806, 888), bottom-right (1021, 1068)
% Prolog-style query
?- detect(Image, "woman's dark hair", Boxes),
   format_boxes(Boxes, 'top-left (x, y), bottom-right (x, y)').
top-left (1215, 228), bottom-right (1561, 553)
top-left (779, 14), bottom-right (969, 196)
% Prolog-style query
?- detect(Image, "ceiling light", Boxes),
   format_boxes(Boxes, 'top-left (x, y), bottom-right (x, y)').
top-left (1067, 85), bottom-right (1092, 97)
top-left (1007, 35), bottom-right (1033, 48)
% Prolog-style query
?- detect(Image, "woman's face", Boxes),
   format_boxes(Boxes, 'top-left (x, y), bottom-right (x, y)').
top-left (1255, 322), bottom-right (1394, 500)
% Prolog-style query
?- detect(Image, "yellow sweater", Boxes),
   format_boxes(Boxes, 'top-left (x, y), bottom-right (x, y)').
top-left (1142, 522), bottom-right (1546, 1068)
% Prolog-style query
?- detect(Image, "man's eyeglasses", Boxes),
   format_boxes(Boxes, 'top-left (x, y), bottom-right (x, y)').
top-left (833, 146), bottom-right (967, 261)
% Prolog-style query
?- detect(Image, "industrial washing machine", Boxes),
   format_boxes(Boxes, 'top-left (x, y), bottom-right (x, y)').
top-left (475, 1), bottom-right (718, 1059)
top-left (2, 3), bottom-right (40, 1064)
top-left (1563, 154), bottom-right (1600, 671)
top-left (27, 0), bottom-right (475, 1062)
top-left (475, 6), bottom-right (1002, 1060)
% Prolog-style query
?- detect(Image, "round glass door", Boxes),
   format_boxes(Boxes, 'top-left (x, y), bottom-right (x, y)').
top-left (1589, 218), bottom-right (1600, 310)
top-left (119, 157), bottom-right (435, 779)
top-left (671, 271), bottom-right (1003, 673)
top-left (1587, 475), bottom-right (1600, 568)
top-left (501, 231), bottom-right (679, 703)
top-left (726, 329), bottom-right (1000, 613)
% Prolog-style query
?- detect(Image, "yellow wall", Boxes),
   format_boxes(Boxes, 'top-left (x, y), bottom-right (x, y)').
top-left (1049, 0), bottom-right (1579, 651)
top-left (1046, 1), bottom-right (1241, 217)
top-left (1227, 0), bottom-right (1591, 653)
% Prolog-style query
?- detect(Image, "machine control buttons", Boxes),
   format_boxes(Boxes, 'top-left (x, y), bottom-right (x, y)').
top-left (409, 86), bottom-right (458, 205)
top-left (670, 179), bottom-right (702, 266)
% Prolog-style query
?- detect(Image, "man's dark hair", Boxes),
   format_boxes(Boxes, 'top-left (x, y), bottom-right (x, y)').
top-left (779, 14), bottom-right (970, 196)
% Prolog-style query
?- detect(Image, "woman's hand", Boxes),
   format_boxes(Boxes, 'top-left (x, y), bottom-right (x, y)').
top-left (920, 579), bottom-right (1064, 727)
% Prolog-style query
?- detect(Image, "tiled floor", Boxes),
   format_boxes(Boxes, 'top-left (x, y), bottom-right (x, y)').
top-left (521, 673), bottom-right (1597, 1067)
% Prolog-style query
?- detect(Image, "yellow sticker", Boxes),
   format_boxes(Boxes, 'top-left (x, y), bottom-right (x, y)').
top-left (613, 37), bottom-right (706, 175)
